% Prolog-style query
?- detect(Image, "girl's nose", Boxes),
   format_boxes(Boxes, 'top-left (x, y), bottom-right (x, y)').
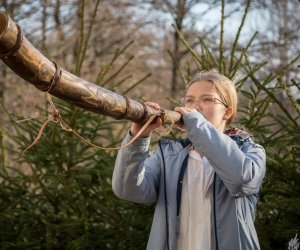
top-left (192, 100), bottom-right (203, 112)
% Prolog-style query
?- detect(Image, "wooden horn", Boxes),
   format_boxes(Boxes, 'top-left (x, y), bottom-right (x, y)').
top-left (0, 12), bottom-right (182, 125)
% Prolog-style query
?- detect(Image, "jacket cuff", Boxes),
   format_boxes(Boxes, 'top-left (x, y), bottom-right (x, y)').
top-left (122, 129), bottom-right (151, 147)
top-left (182, 111), bottom-right (206, 128)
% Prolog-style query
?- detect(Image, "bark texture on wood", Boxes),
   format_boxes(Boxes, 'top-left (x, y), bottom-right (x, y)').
top-left (0, 12), bottom-right (182, 125)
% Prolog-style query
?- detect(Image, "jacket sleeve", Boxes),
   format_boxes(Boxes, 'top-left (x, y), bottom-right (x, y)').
top-left (112, 131), bottom-right (161, 203)
top-left (183, 112), bottom-right (266, 197)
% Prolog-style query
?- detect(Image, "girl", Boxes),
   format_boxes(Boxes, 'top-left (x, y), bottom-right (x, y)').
top-left (112, 70), bottom-right (266, 250)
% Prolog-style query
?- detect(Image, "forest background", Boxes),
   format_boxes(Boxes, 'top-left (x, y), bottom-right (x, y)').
top-left (0, 0), bottom-right (299, 249)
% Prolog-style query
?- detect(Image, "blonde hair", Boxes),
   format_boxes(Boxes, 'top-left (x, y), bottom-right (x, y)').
top-left (187, 70), bottom-right (237, 125)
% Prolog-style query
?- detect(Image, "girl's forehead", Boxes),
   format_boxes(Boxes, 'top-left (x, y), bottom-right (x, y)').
top-left (188, 80), bottom-right (214, 87)
top-left (187, 80), bottom-right (217, 95)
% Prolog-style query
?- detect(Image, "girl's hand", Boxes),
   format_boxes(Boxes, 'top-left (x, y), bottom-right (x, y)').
top-left (174, 107), bottom-right (197, 130)
top-left (130, 102), bottom-right (163, 138)
top-left (174, 107), bottom-right (197, 115)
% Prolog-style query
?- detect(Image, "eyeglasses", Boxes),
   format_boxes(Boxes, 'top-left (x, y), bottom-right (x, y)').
top-left (181, 95), bottom-right (229, 108)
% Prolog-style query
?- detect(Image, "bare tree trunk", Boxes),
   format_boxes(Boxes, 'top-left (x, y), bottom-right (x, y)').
top-left (0, 12), bottom-right (181, 125)
top-left (41, 0), bottom-right (49, 55)
top-left (1, 0), bottom-right (13, 17)
top-left (171, 0), bottom-right (186, 97)
top-left (54, 0), bottom-right (66, 65)
top-left (0, 67), bottom-right (6, 98)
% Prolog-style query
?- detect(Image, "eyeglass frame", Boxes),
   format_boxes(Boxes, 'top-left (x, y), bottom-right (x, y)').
top-left (180, 95), bottom-right (229, 108)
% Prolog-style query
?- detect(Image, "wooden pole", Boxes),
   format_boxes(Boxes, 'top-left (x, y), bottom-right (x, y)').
top-left (0, 12), bottom-right (182, 125)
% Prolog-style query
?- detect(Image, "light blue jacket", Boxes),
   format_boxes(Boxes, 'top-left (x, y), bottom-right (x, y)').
top-left (112, 112), bottom-right (266, 250)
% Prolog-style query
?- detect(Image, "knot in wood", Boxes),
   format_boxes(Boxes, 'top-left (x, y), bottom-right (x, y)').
top-left (52, 109), bottom-right (60, 119)
top-left (159, 108), bottom-right (166, 126)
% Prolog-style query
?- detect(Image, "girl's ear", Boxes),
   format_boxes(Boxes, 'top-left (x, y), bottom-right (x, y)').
top-left (223, 107), bottom-right (233, 121)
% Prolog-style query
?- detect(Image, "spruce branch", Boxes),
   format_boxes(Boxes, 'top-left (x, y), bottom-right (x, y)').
top-left (229, 0), bottom-right (251, 74)
top-left (219, 0), bottom-right (225, 73)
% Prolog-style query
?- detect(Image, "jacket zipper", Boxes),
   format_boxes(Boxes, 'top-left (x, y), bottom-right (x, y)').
top-left (159, 141), bottom-right (170, 250)
top-left (213, 173), bottom-right (219, 250)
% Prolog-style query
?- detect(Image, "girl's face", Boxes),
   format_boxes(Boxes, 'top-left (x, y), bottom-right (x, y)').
top-left (185, 80), bottom-right (231, 132)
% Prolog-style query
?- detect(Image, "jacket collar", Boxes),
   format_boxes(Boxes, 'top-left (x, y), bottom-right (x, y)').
top-left (224, 127), bottom-right (252, 145)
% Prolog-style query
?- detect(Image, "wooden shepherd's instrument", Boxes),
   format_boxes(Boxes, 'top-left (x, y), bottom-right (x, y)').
top-left (0, 12), bottom-right (181, 125)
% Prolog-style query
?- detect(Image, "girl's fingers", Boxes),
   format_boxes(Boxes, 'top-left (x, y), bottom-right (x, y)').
top-left (149, 117), bottom-right (162, 129)
top-left (130, 105), bottom-right (163, 137)
top-left (175, 124), bottom-right (186, 131)
top-left (174, 107), bottom-right (197, 115)
top-left (155, 117), bottom-right (162, 127)
top-left (144, 102), bottom-right (161, 110)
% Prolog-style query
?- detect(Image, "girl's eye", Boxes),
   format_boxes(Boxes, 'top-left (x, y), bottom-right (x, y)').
top-left (185, 98), bottom-right (194, 104)
top-left (202, 97), bottom-right (214, 103)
